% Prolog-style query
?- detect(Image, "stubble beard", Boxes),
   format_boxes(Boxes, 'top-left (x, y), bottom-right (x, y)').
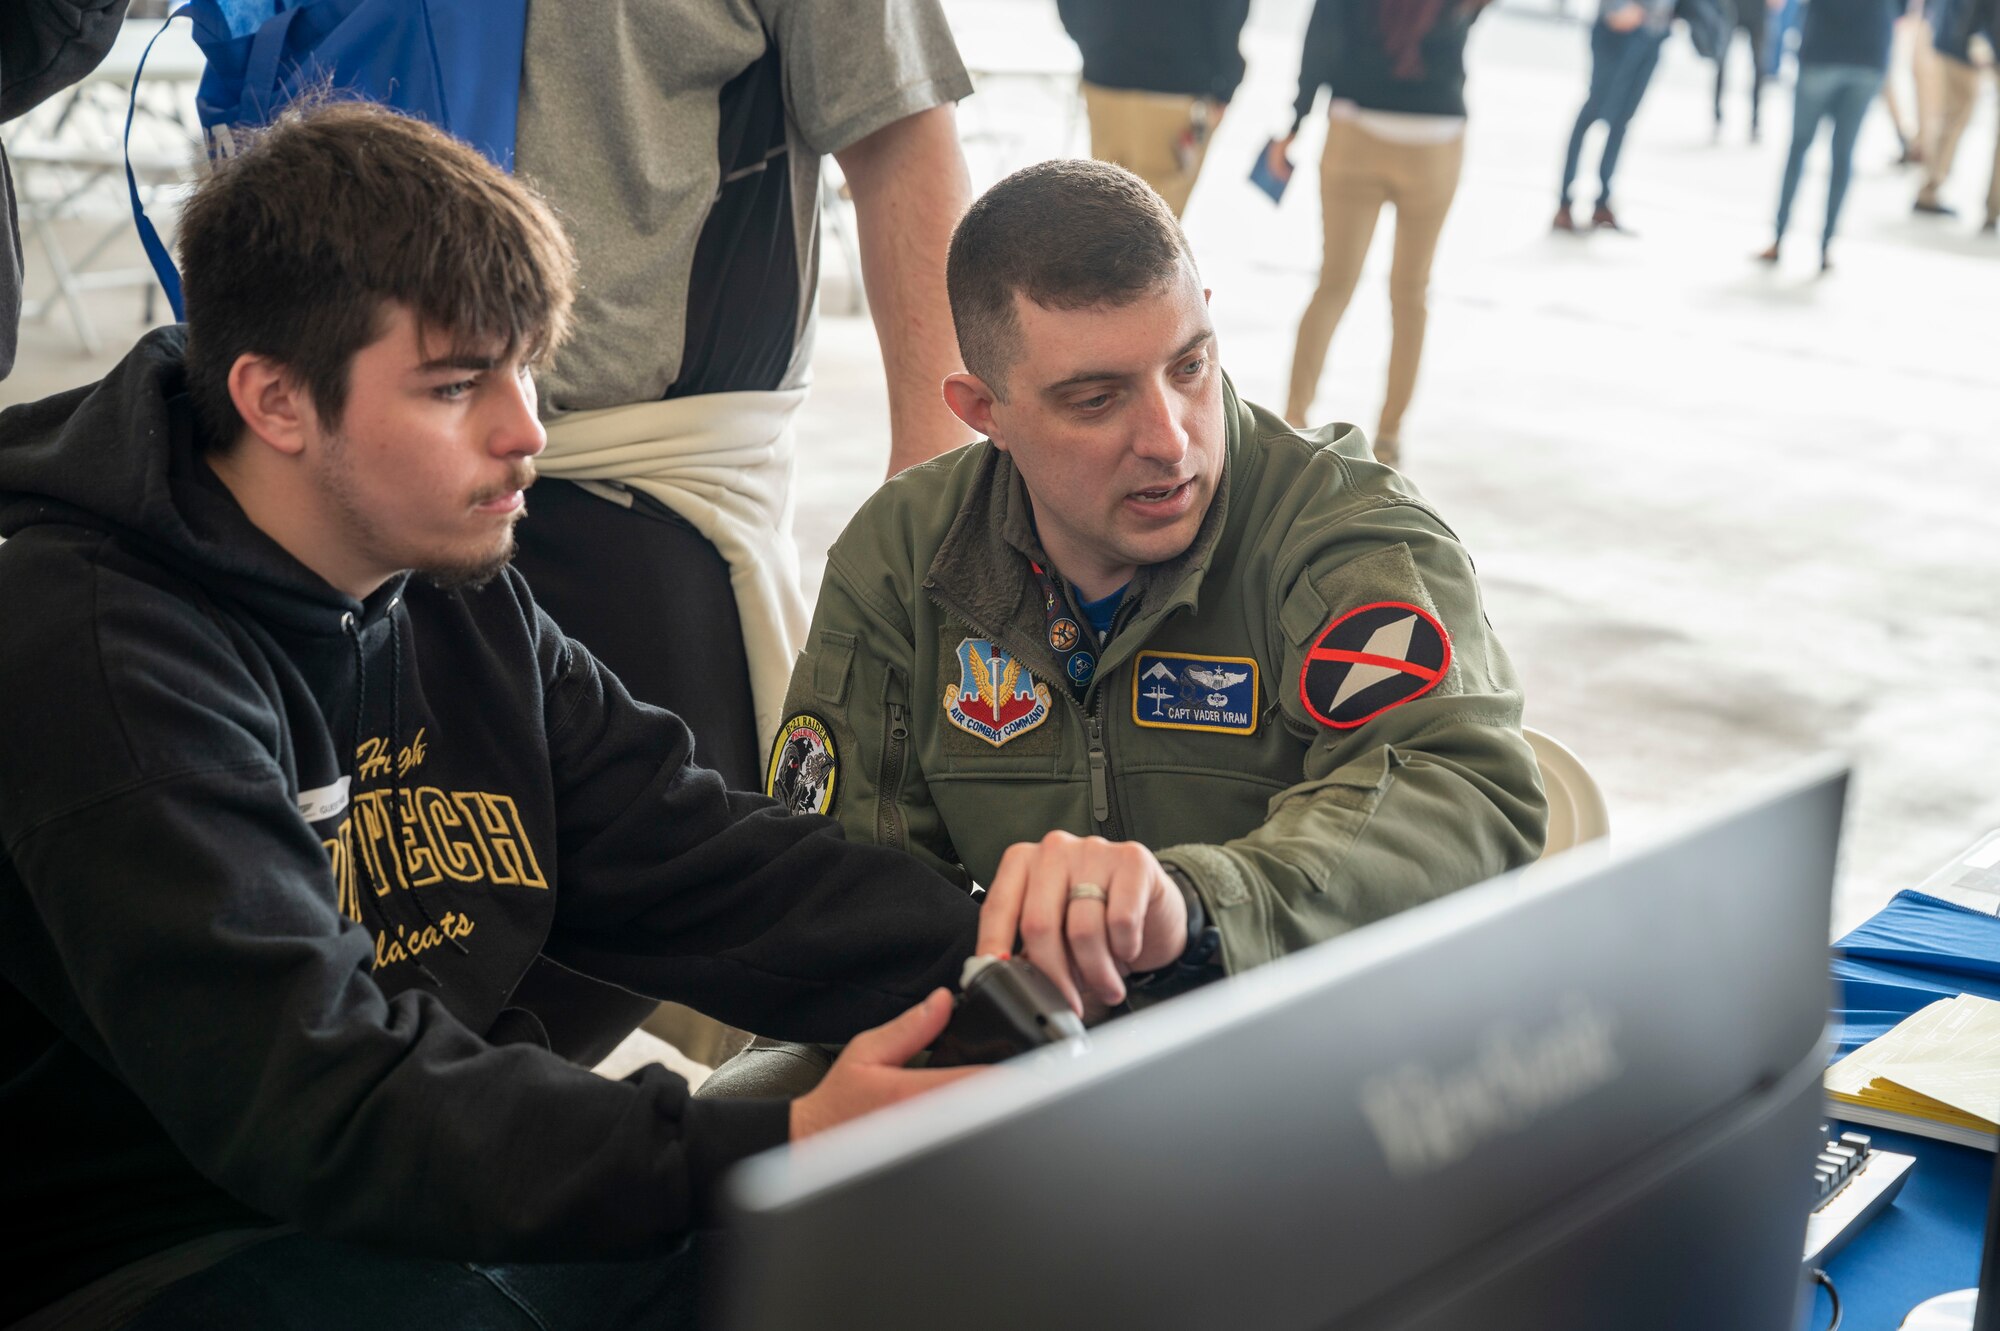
top-left (317, 430), bottom-right (533, 592)
top-left (424, 521), bottom-right (520, 591)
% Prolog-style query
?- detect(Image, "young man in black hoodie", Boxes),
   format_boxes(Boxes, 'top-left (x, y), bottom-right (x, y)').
top-left (0, 100), bottom-right (983, 1328)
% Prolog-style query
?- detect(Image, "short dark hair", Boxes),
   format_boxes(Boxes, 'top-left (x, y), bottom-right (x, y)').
top-left (177, 99), bottom-right (576, 446)
top-left (946, 159), bottom-right (1194, 399)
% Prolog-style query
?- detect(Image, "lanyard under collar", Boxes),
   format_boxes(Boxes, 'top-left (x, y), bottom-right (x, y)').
top-left (1028, 560), bottom-right (1101, 698)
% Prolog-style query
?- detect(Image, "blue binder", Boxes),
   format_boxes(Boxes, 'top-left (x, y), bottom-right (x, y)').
top-left (1830, 890), bottom-right (2000, 1054)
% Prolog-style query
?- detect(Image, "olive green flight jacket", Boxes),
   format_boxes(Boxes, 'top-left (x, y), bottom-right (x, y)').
top-left (769, 378), bottom-right (1547, 974)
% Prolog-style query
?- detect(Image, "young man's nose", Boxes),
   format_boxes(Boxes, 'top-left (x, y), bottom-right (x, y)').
top-left (487, 371), bottom-right (546, 460)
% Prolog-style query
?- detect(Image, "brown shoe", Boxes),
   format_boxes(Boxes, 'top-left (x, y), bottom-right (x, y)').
top-left (1590, 204), bottom-right (1627, 232)
top-left (1552, 204), bottom-right (1577, 233)
top-left (1755, 243), bottom-right (1780, 264)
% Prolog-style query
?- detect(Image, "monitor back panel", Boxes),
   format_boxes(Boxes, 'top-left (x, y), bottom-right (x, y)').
top-left (723, 770), bottom-right (1844, 1331)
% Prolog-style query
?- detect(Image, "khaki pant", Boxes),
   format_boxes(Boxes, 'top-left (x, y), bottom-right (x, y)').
top-left (1285, 117), bottom-right (1465, 443)
top-left (1883, 17), bottom-right (1941, 155)
top-left (1082, 82), bottom-right (1216, 217)
top-left (1919, 53), bottom-right (2000, 222)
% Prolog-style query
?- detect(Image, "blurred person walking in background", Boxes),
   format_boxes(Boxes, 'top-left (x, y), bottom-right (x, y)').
top-left (1759, 0), bottom-right (1901, 270)
top-left (1767, 0), bottom-right (1805, 74)
top-left (1057, 0), bottom-right (1252, 217)
top-left (1555, 0), bottom-right (1676, 234)
top-left (1713, 0), bottom-right (1779, 140)
top-left (1277, 0), bottom-right (1494, 468)
top-left (1910, 0), bottom-right (1997, 221)
top-left (1882, 0), bottom-right (1942, 164)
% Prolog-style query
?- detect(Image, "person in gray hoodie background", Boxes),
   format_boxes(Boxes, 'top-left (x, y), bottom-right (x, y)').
top-left (1, 0), bottom-right (132, 381)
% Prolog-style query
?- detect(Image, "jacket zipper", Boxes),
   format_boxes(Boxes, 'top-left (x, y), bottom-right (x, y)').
top-left (925, 578), bottom-right (1128, 840)
top-left (878, 697), bottom-right (910, 852)
top-left (1086, 702), bottom-right (1123, 838)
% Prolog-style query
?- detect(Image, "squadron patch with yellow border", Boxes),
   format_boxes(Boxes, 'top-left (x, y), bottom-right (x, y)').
top-left (766, 712), bottom-right (839, 815)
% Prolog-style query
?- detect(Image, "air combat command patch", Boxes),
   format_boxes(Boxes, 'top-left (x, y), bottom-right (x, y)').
top-left (1300, 601), bottom-right (1452, 729)
top-left (1133, 650), bottom-right (1260, 734)
top-left (767, 712), bottom-right (839, 815)
top-left (943, 638), bottom-right (1052, 746)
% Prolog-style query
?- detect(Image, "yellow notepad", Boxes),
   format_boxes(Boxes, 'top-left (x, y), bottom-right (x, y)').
top-left (1825, 994), bottom-right (2000, 1147)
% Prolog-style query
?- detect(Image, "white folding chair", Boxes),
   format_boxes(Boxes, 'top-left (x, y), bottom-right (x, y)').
top-left (6, 21), bottom-right (203, 354)
top-left (1523, 726), bottom-right (1610, 858)
top-left (11, 140), bottom-right (192, 354)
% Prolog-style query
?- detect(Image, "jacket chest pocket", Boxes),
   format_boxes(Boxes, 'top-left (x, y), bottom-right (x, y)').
top-left (927, 623), bottom-right (1068, 775)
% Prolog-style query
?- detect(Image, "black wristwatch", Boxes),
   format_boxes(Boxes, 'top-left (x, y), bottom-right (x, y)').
top-left (1131, 868), bottom-right (1222, 988)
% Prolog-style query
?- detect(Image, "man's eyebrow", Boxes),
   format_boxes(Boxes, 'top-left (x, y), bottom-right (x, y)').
top-left (1040, 329), bottom-right (1215, 396)
top-left (414, 353), bottom-right (502, 374)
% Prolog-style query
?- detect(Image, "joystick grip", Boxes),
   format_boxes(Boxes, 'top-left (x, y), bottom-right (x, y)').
top-left (927, 956), bottom-right (1089, 1068)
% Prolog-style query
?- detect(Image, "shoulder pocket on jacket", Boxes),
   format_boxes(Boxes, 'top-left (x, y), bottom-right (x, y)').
top-left (814, 630), bottom-right (856, 705)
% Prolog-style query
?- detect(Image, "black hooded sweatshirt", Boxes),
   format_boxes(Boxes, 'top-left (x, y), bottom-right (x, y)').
top-left (0, 328), bottom-right (979, 1320)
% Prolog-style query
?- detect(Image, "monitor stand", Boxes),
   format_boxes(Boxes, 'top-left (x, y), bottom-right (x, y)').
top-left (1902, 1290), bottom-right (1978, 1330)
top-left (1900, 1144), bottom-right (1998, 1331)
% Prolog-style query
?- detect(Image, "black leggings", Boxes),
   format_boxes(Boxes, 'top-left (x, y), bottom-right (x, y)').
top-left (504, 477), bottom-right (765, 1064)
top-left (1716, 0), bottom-right (1772, 130)
top-left (511, 479), bottom-right (761, 788)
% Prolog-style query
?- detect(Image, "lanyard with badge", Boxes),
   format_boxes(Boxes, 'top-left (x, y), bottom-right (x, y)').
top-left (1028, 560), bottom-right (1099, 699)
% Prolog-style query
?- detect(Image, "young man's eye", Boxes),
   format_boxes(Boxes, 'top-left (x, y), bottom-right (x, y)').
top-left (1179, 356), bottom-right (1207, 377)
top-left (433, 379), bottom-right (477, 401)
top-left (1074, 393), bottom-right (1111, 412)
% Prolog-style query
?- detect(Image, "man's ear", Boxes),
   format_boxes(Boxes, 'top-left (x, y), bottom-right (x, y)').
top-left (226, 354), bottom-right (315, 458)
top-left (942, 372), bottom-right (1004, 447)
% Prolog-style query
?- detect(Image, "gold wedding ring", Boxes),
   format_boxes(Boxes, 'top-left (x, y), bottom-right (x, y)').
top-left (1067, 882), bottom-right (1108, 905)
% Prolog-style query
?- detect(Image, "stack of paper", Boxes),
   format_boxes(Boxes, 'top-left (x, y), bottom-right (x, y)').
top-left (1824, 993), bottom-right (2000, 1151)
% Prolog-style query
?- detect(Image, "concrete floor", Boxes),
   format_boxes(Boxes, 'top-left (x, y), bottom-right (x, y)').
top-left (5, 1), bottom-right (1996, 934)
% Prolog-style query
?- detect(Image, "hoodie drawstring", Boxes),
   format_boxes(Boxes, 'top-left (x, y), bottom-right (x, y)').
top-left (343, 604), bottom-right (462, 991)
top-left (384, 609), bottom-right (469, 959)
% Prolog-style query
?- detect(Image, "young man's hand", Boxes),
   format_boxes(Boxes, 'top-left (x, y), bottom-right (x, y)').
top-left (975, 832), bottom-right (1189, 1013)
top-left (788, 990), bottom-right (980, 1139)
top-left (1606, 3), bottom-right (1647, 30)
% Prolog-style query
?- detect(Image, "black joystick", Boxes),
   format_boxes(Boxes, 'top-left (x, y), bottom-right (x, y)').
top-left (926, 955), bottom-right (1089, 1068)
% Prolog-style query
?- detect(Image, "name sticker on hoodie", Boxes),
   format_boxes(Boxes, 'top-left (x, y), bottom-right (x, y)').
top-left (296, 776), bottom-right (352, 824)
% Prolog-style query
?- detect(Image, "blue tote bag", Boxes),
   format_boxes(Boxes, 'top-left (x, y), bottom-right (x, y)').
top-left (129, 0), bottom-right (528, 318)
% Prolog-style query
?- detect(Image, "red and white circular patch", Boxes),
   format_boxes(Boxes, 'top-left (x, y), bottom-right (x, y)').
top-left (1299, 601), bottom-right (1452, 729)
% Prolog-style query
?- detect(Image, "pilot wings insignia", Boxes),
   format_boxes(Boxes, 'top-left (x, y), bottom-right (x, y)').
top-left (966, 641), bottom-right (995, 714)
top-left (1132, 649), bottom-right (1260, 735)
top-left (944, 638), bottom-right (1051, 746)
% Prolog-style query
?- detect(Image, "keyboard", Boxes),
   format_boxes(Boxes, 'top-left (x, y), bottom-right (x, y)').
top-left (1803, 1127), bottom-right (1916, 1267)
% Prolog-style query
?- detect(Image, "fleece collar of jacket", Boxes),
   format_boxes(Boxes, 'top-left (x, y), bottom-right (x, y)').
top-left (923, 373), bottom-right (1243, 669)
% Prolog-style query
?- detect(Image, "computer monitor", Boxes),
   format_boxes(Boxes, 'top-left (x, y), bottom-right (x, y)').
top-left (722, 765), bottom-right (1847, 1331)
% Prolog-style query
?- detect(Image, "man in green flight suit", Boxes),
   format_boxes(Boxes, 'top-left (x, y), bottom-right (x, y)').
top-left (728, 159), bottom-right (1543, 1086)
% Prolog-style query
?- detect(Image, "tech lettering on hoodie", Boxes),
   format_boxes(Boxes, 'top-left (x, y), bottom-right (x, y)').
top-left (315, 726), bottom-right (546, 969)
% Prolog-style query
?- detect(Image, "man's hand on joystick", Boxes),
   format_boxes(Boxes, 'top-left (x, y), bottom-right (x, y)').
top-left (975, 832), bottom-right (1189, 1013)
